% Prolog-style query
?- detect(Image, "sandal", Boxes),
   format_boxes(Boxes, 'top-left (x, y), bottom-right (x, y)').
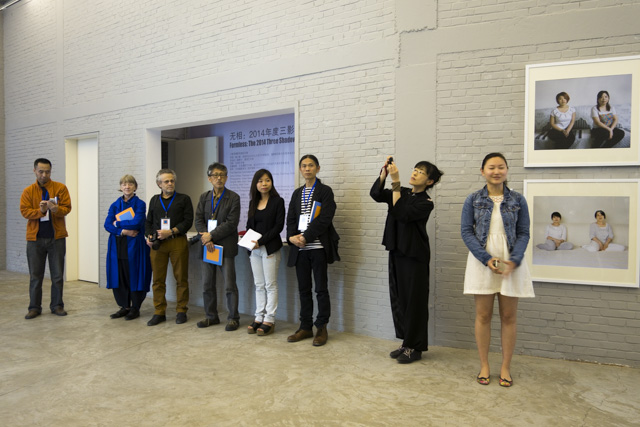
top-left (257, 323), bottom-right (275, 336)
top-left (476, 374), bottom-right (490, 386)
top-left (499, 377), bottom-right (513, 387)
top-left (247, 321), bottom-right (262, 334)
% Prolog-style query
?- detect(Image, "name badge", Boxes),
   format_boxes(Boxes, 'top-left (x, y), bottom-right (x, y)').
top-left (208, 219), bottom-right (217, 232)
top-left (298, 214), bottom-right (309, 232)
top-left (161, 218), bottom-right (171, 230)
top-left (40, 211), bottom-right (50, 222)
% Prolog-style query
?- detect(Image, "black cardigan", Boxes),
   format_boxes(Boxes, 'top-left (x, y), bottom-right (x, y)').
top-left (245, 196), bottom-right (285, 255)
top-left (369, 177), bottom-right (434, 263)
top-left (286, 179), bottom-right (340, 267)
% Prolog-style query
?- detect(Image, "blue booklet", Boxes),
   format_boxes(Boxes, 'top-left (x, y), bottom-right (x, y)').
top-left (115, 207), bottom-right (135, 221)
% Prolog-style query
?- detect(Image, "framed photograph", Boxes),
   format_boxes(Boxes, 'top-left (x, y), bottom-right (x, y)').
top-left (524, 179), bottom-right (639, 288)
top-left (524, 56), bottom-right (640, 167)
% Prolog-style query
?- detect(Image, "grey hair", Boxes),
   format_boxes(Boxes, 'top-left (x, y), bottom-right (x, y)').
top-left (156, 168), bottom-right (177, 184)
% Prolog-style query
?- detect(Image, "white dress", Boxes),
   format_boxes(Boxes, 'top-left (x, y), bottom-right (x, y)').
top-left (464, 199), bottom-right (535, 298)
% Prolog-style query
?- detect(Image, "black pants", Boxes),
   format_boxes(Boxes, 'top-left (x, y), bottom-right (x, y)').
top-left (548, 129), bottom-right (575, 149)
top-left (389, 251), bottom-right (429, 351)
top-left (112, 256), bottom-right (146, 310)
top-left (592, 127), bottom-right (625, 148)
top-left (295, 249), bottom-right (330, 330)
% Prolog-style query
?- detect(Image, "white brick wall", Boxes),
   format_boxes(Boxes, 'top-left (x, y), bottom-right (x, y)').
top-left (438, 0), bottom-right (636, 27)
top-left (0, 17), bottom-right (5, 270)
top-left (60, 0), bottom-right (394, 107)
top-left (3, 0), bottom-right (56, 115)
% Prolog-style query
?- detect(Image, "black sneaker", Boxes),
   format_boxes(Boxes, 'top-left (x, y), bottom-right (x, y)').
top-left (397, 348), bottom-right (422, 364)
top-left (389, 346), bottom-right (405, 359)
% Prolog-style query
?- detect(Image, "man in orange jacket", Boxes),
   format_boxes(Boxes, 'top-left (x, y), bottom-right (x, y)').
top-left (20, 158), bottom-right (72, 319)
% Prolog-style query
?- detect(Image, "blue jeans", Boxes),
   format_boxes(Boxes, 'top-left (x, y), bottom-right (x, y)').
top-left (27, 238), bottom-right (66, 312)
top-left (250, 247), bottom-right (281, 324)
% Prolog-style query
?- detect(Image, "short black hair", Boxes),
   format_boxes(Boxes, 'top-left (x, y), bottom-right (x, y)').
top-left (414, 161), bottom-right (443, 190)
top-left (34, 158), bottom-right (52, 168)
top-left (481, 152), bottom-right (508, 169)
top-left (207, 163), bottom-right (228, 176)
top-left (299, 154), bottom-right (319, 167)
top-left (551, 212), bottom-right (561, 219)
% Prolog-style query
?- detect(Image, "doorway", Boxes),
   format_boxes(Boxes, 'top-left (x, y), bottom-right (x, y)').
top-left (65, 134), bottom-right (100, 283)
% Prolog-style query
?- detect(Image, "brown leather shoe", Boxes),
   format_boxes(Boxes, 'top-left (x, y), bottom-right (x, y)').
top-left (312, 325), bottom-right (328, 346)
top-left (287, 329), bottom-right (313, 343)
top-left (25, 310), bottom-right (40, 319)
top-left (52, 306), bottom-right (67, 316)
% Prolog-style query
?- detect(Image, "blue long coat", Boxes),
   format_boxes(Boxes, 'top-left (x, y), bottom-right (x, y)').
top-left (104, 195), bottom-right (151, 291)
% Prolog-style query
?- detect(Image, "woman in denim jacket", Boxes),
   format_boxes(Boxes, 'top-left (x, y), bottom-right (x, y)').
top-left (461, 153), bottom-right (534, 388)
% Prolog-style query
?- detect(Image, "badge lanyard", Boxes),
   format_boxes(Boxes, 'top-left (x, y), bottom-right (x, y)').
top-left (160, 193), bottom-right (176, 218)
top-left (302, 179), bottom-right (316, 208)
top-left (211, 188), bottom-right (226, 219)
top-left (298, 180), bottom-right (316, 232)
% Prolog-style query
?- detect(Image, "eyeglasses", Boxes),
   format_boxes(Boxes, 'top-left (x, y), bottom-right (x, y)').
top-left (411, 168), bottom-right (427, 176)
top-left (208, 173), bottom-right (227, 179)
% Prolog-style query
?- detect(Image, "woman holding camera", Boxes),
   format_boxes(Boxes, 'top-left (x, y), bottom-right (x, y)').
top-left (461, 153), bottom-right (534, 387)
top-left (104, 175), bottom-right (151, 320)
top-left (370, 156), bottom-right (443, 364)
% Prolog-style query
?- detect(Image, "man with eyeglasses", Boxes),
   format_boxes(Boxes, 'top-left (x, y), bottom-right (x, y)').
top-left (145, 169), bottom-right (194, 326)
top-left (194, 162), bottom-right (241, 331)
top-left (20, 158), bottom-right (72, 319)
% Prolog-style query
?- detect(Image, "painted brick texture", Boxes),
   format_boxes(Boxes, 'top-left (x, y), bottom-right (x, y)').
top-left (61, 0), bottom-right (394, 107)
top-left (3, 0), bottom-right (57, 115)
top-left (438, 0), bottom-right (636, 27)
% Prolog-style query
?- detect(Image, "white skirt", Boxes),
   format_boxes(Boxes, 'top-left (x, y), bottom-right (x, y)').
top-left (464, 205), bottom-right (534, 298)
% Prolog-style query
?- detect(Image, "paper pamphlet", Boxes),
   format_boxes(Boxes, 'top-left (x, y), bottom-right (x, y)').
top-left (238, 229), bottom-right (262, 250)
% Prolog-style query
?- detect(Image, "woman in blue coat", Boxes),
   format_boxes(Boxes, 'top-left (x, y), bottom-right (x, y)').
top-left (104, 175), bottom-right (151, 320)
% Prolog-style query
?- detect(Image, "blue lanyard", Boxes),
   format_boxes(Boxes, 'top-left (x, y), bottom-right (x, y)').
top-left (211, 188), bottom-right (226, 218)
top-left (302, 179), bottom-right (316, 207)
top-left (159, 193), bottom-right (176, 218)
top-left (41, 187), bottom-right (49, 201)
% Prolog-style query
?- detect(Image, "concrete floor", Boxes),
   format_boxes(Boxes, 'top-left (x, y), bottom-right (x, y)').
top-left (1, 270), bottom-right (638, 426)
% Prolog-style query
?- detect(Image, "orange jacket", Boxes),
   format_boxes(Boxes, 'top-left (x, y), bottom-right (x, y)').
top-left (20, 180), bottom-right (72, 241)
